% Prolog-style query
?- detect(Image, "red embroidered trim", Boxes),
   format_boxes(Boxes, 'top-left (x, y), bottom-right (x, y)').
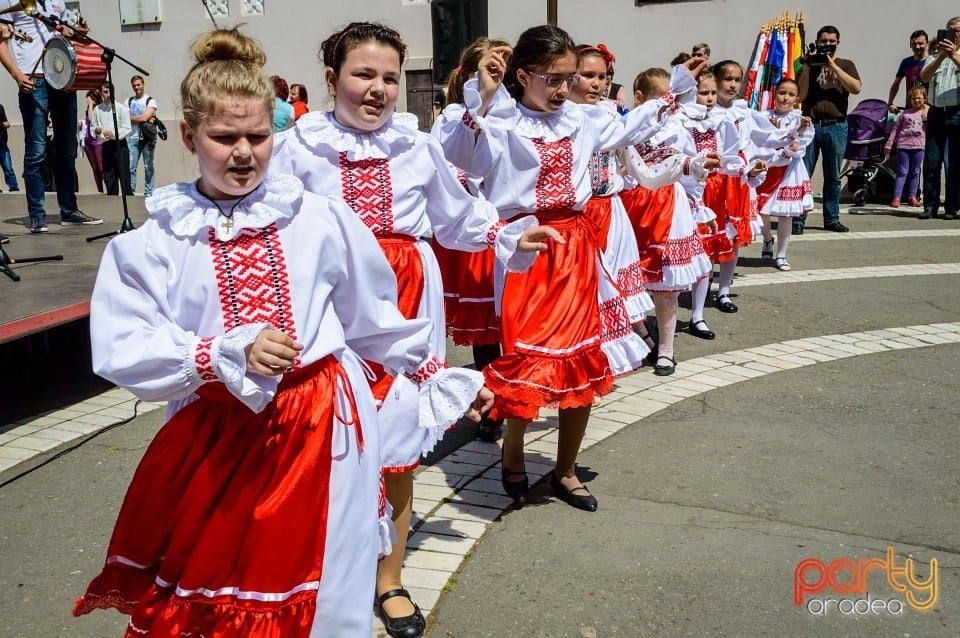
top-left (682, 156), bottom-right (692, 175)
top-left (405, 355), bottom-right (448, 386)
top-left (691, 129), bottom-right (718, 153)
top-left (461, 110), bottom-right (478, 130)
top-left (208, 225), bottom-right (301, 368)
top-left (598, 296), bottom-right (632, 344)
top-left (194, 336), bottom-right (217, 381)
top-left (662, 234), bottom-right (707, 267)
top-left (776, 180), bottom-right (812, 202)
top-left (531, 138), bottom-right (577, 212)
top-left (456, 168), bottom-right (470, 192)
top-left (617, 260), bottom-right (645, 297)
top-left (486, 219), bottom-right (507, 247)
top-left (338, 152), bottom-right (395, 235)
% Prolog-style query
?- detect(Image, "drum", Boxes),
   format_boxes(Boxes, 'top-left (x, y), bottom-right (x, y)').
top-left (42, 34), bottom-right (106, 92)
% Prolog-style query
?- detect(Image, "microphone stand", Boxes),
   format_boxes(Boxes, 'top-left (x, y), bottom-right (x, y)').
top-left (1, 242), bottom-right (63, 282)
top-left (28, 9), bottom-right (148, 243)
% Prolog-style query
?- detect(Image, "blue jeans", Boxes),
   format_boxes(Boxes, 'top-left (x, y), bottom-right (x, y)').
top-left (922, 106), bottom-right (960, 215)
top-left (128, 136), bottom-right (155, 196)
top-left (800, 121), bottom-right (847, 228)
top-left (0, 144), bottom-right (18, 190)
top-left (18, 78), bottom-right (78, 219)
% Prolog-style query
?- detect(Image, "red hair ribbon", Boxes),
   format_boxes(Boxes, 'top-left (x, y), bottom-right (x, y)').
top-left (578, 44), bottom-right (616, 66)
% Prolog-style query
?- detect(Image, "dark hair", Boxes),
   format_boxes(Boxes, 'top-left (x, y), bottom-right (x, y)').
top-left (691, 42), bottom-right (711, 56)
top-left (503, 25), bottom-right (576, 101)
top-left (711, 59), bottom-right (743, 80)
top-left (576, 44), bottom-right (615, 67)
top-left (445, 36), bottom-right (511, 106)
top-left (271, 75), bottom-right (289, 100)
top-left (817, 25), bottom-right (840, 40)
top-left (910, 29), bottom-right (929, 41)
top-left (775, 77), bottom-right (799, 91)
top-left (290, 82), bottom-right (308, 103)
top-left (130, 74), bottom-right (145, 85)
top-left (320, 22), bottom-right (406, 74)
top-left (671, 51), bottom-right (692, 66)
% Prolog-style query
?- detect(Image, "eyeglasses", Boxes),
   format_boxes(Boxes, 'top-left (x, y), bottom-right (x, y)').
top-left (524, 69), bottom-right (579, 88)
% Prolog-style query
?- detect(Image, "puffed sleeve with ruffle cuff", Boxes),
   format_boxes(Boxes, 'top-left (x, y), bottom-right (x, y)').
top-left (90, 233), bottom-right (280, 412)
top-left (431, 103), bottom-right (481, 172)
top-left (326, 198), bottom-right (486, 431)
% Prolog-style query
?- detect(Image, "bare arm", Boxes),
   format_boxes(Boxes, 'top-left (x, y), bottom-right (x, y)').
top-left (887, 77), bottom-right (902, 113)
top-left (0, 25), bottom-right (31, 93)
top-left (826, 56), bottom-right (861, 94)
top-left (130, 105), bottom-right (157, 124)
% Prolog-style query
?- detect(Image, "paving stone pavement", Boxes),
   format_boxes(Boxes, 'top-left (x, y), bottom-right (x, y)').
top-left (1, 210), bottom-right (959, 637)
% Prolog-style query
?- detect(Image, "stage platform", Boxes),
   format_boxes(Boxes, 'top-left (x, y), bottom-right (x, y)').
top-left (0, 192), bottom-right (148, 344)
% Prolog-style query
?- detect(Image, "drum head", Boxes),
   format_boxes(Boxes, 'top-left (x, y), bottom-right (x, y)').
top-left (42, 36), bottom-right (77, 91)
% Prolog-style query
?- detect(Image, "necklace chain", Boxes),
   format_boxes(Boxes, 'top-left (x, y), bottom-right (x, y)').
top-left (197, 183), bottom-right (255, 235)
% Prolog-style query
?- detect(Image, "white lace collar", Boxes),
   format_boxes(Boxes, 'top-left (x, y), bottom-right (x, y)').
top-left (681, 106), bottom-right (724, 132)
top-left (514, 101), bottom-right (582, 141)
top-left (147, 173), bottom-right (304, 241)
top-left (293, 110), bottom-right (419, 160)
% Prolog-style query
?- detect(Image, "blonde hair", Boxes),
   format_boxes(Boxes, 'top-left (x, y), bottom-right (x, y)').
top-left (180, 27), bottom-right (273, 128)
top-left (633, 67), bottom-right (670, 97)
top-left (445, 36), bottom-right (511, 106)
top-left (907, 84), bottom-right (927, 101)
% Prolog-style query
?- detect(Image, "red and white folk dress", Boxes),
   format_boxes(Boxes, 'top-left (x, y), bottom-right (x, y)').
top-left (755, 108), bottom-right (815, 217)
top-left (72, 175), bottom-right (482, 637)
top-left (460, 72), bottom-right (695, 420)
top-left (273, 112), bottom-right (532, 470)
top-left (432, 103), bottom-right (502, 346)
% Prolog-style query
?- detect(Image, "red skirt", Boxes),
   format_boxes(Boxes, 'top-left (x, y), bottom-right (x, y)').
top-left (485, 211), bottom-right (626, 422)
top-left (622, 185), bottom-right (674, 283)
top-left (433, 239), bottom-right (500, 346)
top-left (73, 356), bottom-right (357, 637)
top-left (703, 173), bottom-right (753, 248)
top-left (368, 236), bottom-right (424, 404)
top-left (755, 165), bottom-right (788, 212)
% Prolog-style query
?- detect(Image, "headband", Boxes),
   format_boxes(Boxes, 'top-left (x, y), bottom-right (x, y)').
top-left (578, 44), bottom-right (616, 65)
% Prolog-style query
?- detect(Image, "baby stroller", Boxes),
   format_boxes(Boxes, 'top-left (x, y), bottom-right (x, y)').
top-left (840, 98), bottom-right (897, 206)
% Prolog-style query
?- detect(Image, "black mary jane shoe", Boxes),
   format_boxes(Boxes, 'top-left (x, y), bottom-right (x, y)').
top-left (377, 588), bottom-right (426, 638)
top-left (688, 320), bottom-right (716, 340)
top-left (653, 355), bottom-right (676, 376)
top-left (716, 295), bottom-right (738, 313)
top-left (550, 471), bottom-right (598, 512)
top-left (501, 466), bottom-right (529, 505)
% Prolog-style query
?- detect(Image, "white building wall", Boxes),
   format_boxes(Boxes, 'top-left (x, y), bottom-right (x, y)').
top-left (0, 1), bottom-right (954, 191)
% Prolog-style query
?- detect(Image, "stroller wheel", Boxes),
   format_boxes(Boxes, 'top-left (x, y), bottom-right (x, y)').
top-left (853, 189), bottom-right (867, 207)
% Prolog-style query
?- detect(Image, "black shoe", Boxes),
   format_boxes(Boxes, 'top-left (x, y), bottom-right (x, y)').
top-left (688, 319), bottom-right (716, 340)
top-left (918, 210), bottom-right (932, 220)
top-left (791, 225), bottom-right (804, 235)
top-left (716, 295), bottom-right (738, 313)
top-left (377, 589), bottom-right (426, 638)
top-left (944, 212), bottom-right (957, 220)
top-left (550, 471), bottom-right (598, 512)
top-left (60, 210), bottom-right (102, 225)
top-left (653, 355), bottom-right (676, 376)
top-left (501, 451), bottom-right (528, 505)
top-left (824, 221), bottom-right (849, 232)
top-left (476, 417), bottom-right (502, 442)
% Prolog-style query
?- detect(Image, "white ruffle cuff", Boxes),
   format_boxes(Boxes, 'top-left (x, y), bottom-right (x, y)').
top-left (417, 367), bottom-right (485, 451)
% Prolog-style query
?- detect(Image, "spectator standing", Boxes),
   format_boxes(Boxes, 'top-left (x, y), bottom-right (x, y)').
top-left (82, 89), bottom-right (104, 193)
top-left (691, 42), bottom-right (711, 65)
top-left (919, 17), bottom-right (960, 220)
top-left (888, 30), bottom-right (929, 113)
top-left (289, 82), bottom-right (309, 122)
top-left (884, 86), bottom-right (927, 208)
top-left (270, 75), bottom-right (294, 132)
top-left (92, 82), bottom-right (132, 196)
top-left (0, 2), bottom-right (101, 232)
top-left (127, 75), bottom-right (157, 197)
top-left (796, 25), bottom-right (861, 234)
top-left (0, 102), bottom-right (19, 192)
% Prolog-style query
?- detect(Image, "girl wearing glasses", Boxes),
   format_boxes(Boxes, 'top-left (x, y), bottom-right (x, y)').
top-left (465, 25), bottom-right (694, 512)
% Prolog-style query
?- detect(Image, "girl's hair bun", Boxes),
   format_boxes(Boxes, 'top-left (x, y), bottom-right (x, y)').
top-left (192, 28), bottom-right (267, 68)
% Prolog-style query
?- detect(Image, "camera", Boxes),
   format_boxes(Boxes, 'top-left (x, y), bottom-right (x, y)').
top-left (806, 43), bottom-right (837, 66)
top-left (937, 29), bottom-right (956, 44)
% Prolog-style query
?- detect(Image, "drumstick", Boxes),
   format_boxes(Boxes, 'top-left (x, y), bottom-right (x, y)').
top-left (29, 51), bottom-right (43, 77)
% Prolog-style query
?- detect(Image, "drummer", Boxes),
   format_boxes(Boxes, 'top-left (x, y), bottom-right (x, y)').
top-left (0, 2), bottom-right (102, 233)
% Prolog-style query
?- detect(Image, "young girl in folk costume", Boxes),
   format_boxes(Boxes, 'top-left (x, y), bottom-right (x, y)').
top-left (567, 43), bottom-right (654, 347)
top-left (271, 23), bottom-right (556, 638)
top-left (710, 59), bottom-right (795, 311)
top-left (72, 28), bottom-right (494, 638)
top-left (756, 78), bottom-right (815, 271)
top-left (678, 70), bottom-right (754, 339)
top-left (432, 35), bottom-right (512, 444)
top-left (464, 25), bottom-right (694, 511)
top-left (620, 64), bottom-right (718, 375)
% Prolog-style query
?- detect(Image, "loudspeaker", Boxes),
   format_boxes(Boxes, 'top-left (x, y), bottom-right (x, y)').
top-left (431, 0), bottom-right (488, 84)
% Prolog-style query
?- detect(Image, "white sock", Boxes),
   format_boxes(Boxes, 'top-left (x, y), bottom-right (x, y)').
top-left (690, 276), bottom-right (710, 323)
top-left (776, 221), bottom-right (792, 259)
top-left (717, 252), bottom-right (738, 298)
